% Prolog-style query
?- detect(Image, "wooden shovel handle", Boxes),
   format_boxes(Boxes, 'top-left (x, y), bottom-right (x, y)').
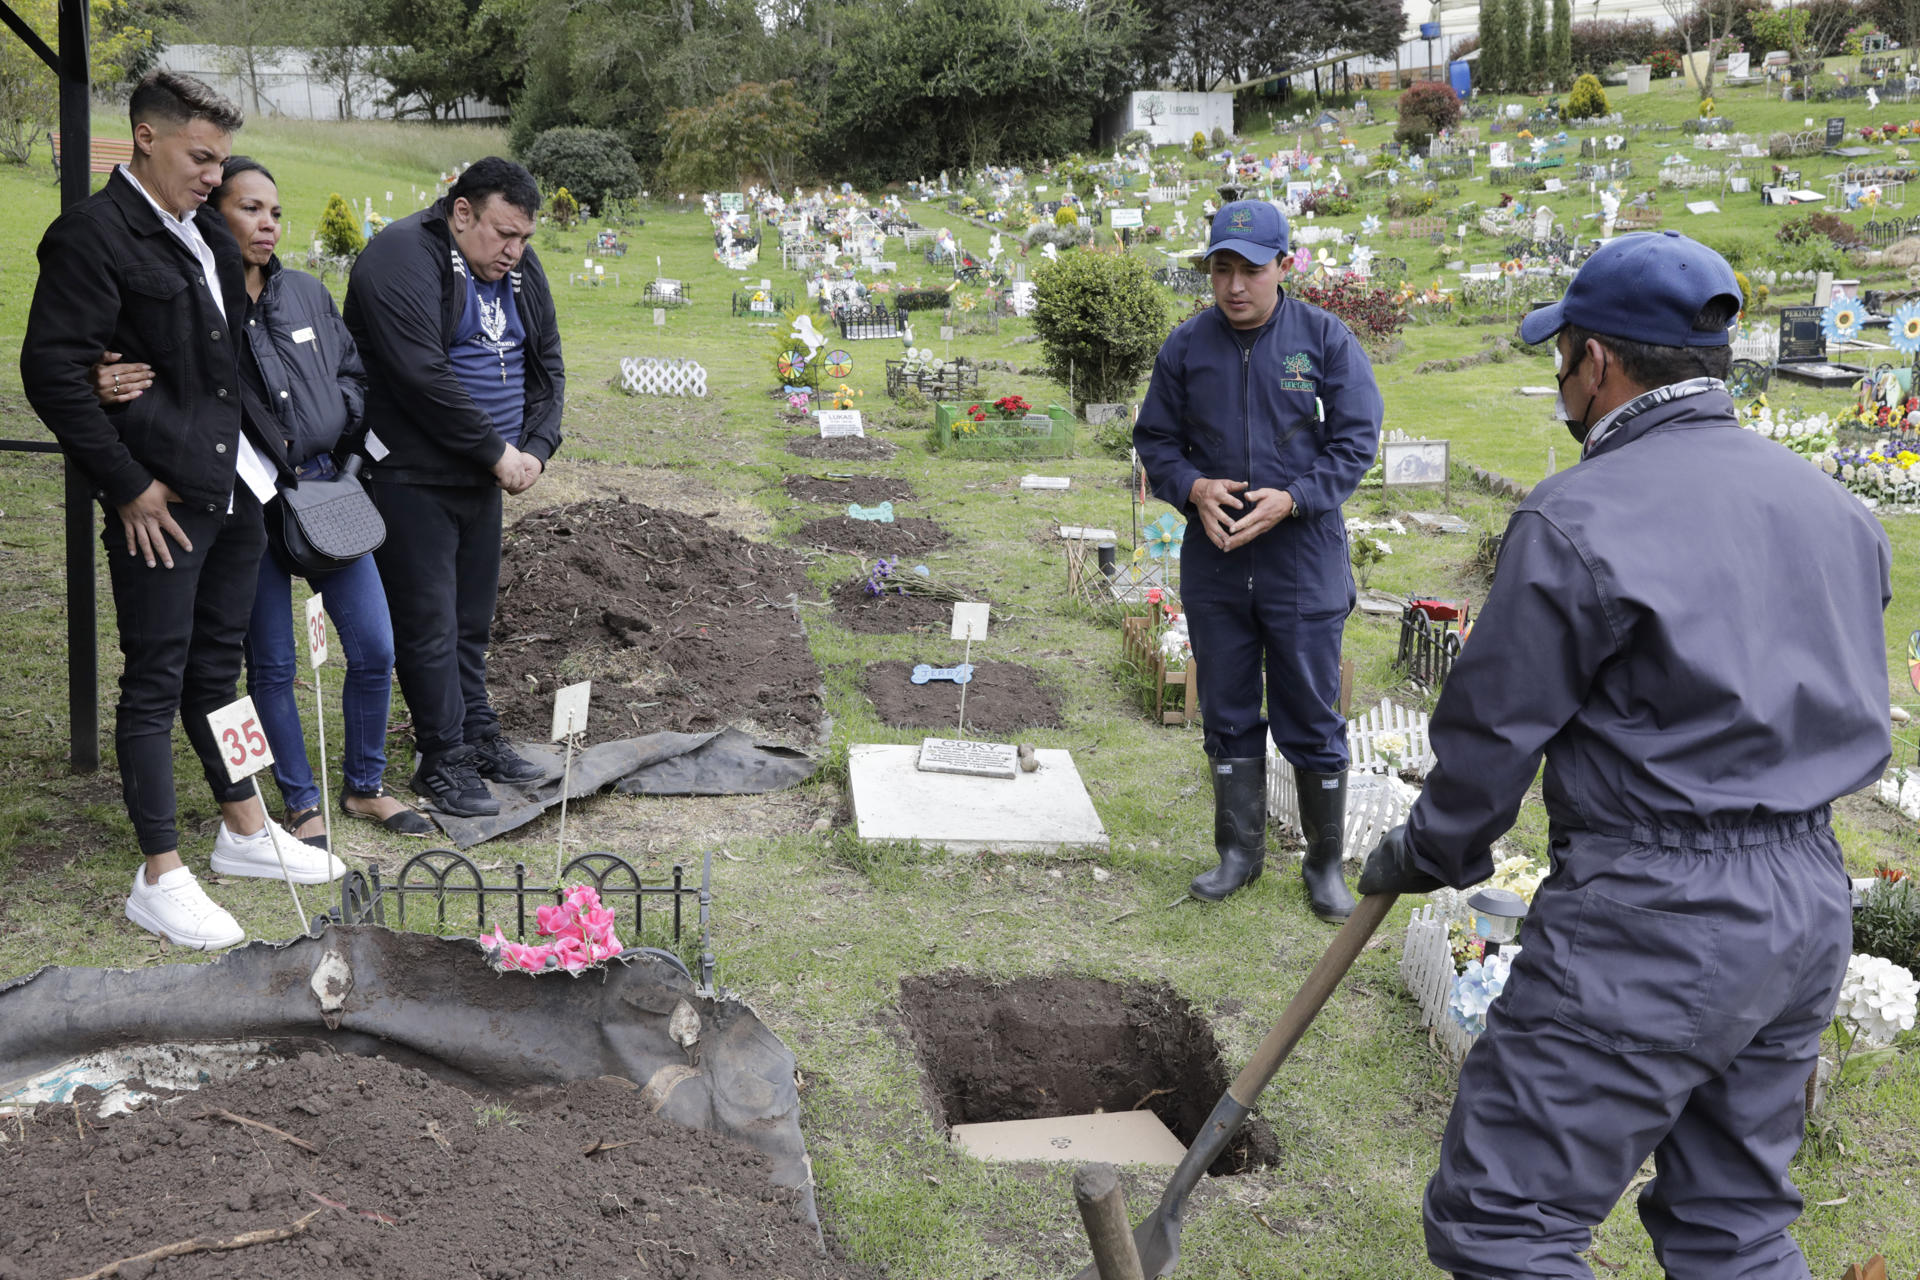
top-left (1227, 893), bottom-right (1398, 1108)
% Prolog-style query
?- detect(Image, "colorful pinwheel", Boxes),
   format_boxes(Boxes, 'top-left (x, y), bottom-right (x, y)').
top-left (1892, 301), bottom-right (1920, 355)
top-left (777, 349), bottom-right (807, 379)
top-left (1360, 214), bottom-right (1382, 236)
top-left (1823, 296), bottom-right (1862, 345)
top-left (1144, 512), bottom-right (1186, 560)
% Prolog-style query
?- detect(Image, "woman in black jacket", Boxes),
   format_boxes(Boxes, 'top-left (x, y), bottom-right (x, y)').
top-left (93, 158), bottom-right (432, 845)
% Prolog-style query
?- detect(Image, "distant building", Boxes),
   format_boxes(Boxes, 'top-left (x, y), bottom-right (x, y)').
top-left (1101, 92), bottom-right (1235, 146)
top-left (157, 45), bottom-right (504, 122)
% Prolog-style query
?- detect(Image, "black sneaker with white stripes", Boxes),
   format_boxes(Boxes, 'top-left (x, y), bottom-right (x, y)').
top-left (469, 734), bottom-right (544, 784)
top-left (411, 746), bottom-right (500, 817)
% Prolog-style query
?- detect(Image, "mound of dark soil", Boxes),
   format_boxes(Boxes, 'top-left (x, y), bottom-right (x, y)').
top-left (782, 474), bottom-right (918, 505)
top-left (0, 1050), bottom-right (869, 1280)
top-left (794, 516), bottom-right (949, 556)
top-left (861, 660), bottom-right (1063, 733)
top-left (489, 499), bottom-right (821, 745)
top-left (828, 578), bottom-right (972, 633)
top-left (784, 434), bottom-right (897, 461)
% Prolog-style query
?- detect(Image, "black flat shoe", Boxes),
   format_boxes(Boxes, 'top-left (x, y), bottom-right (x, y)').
top-left (341, 783), bottom-right (437, 836)
top-left (284, 805), bottom-right (331, 851)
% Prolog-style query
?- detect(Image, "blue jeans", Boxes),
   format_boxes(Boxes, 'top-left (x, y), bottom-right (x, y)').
top-left (244, 538), bottom-right (396, 813)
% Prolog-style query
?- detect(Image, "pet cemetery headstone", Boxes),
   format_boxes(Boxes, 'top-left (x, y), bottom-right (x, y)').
top-left (848, 500), bottom-right (894, 522)
top-left (817, 409), bottom-right (865, 437)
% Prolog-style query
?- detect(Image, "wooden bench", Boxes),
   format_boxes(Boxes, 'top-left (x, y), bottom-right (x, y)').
top-left (49, 133), bottom-right (134, 174)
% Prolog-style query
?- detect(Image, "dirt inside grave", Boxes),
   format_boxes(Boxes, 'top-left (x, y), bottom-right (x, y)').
top-left (862, 661), bottom-right (1063, 733)
top-left (488, 499), bottom-right (823, 746)
top-left (783, 433), bottom-right (897, 461)
top-left (793, 516), bottom-right (950, 557)
top-left (827, 577), bottom-right (978, 634)
top-left (780, 474), bottom-right (918, 506)
top-left (0, 1051), bottom-right (871, 1280)
top-left (898, 973), bottom-right (1279, 1178)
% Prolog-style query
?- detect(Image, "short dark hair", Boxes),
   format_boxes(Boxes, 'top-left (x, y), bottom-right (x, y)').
top-left (128, 70), bottom-right (244, 135)
top-left (1564, 297), bottom-right (1737, 389)
top-left (208, 155), bottom-right (275, 211)
top-left (448, 157), bottom-right (541, 218)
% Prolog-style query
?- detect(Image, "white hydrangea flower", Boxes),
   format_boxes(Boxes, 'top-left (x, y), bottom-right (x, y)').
top-left (1835, 953), bottom-right (1919, 1048)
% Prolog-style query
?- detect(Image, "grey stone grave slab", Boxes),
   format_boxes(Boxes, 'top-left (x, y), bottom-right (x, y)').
top-left (851, 744), bottom-right (1108, 852)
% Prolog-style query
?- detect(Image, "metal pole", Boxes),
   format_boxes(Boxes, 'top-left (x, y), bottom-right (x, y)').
top-left (57, 0), bottom-right (97, 773)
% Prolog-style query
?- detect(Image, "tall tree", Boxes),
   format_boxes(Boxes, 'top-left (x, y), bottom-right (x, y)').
top-left (1550, 0), bottom-right (1572, 88)
top-left (1528, 0), bottom-right (1548, 88)
top-left (1477, 0), bottom-right (1506, 93)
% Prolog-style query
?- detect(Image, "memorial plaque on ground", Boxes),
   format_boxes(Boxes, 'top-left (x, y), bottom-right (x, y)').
top-left (1407, 511), bottom-right (1472, 534)
top-left (816, 410), bottom-right (865, 437)
top-left (918, 736), bottom-right (1019, 779)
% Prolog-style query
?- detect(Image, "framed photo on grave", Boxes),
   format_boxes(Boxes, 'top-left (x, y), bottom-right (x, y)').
top-left (1382, 439), bottom-right (1451, 496)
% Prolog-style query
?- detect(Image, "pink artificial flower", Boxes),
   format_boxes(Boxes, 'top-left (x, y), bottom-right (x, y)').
top-left (500, 941), bottom-right (551, 972)
top-left (1146, 588), bottom-right (1163, 605)
top-left (581, 906), bottom-right (617, 940)
top-left (482, 924), bottom-right (510, 954)
top-left (565, 885), bottom-right (600, 912)
top-left (550, 936), bottom-right (591, 973)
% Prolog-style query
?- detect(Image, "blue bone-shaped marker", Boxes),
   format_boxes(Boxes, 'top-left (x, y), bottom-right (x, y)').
top-left (848, 501), bottom-right (895, 523)
top-left (911, 663), bottom-right (974, 685)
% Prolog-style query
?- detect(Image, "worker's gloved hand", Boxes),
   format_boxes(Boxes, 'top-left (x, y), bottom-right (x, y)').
top-left (1356, 824), bottom-right (1447, 898)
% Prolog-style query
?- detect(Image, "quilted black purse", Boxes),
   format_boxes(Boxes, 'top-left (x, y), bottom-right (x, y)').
top-left (271, 453), bottom-right (385, 576)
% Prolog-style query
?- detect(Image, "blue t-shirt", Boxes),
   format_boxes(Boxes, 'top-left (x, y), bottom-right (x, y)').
top-left (450, 259), bottom-right (527, 446)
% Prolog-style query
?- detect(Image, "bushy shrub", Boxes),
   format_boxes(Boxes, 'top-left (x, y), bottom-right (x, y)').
top-left (1395, 81), bottom-right (1461, 148)
top-left (1297, 277), bottom-right (1408, 346)
top-left (317, 192), bottom-right (364, 257)
top-left (1565, 73), bottom-right (1610, 119)
top-left (1024, 223), bottom-right (1084, 250)
top-left (1190, 130), bottom-right (1208, 157)
top-left (1119, 128), bottom-right (1152, 150)
top-left (548, 186), bottom-right (578, 227)
top-left (1449, 35), bottom-right (1481, 61)
top-left (1031, 250), bottom-right (1170, 410)
top-left (1649, 48), bottom-right (1681, 78)
top-left (1054, 204), bottom-right (1081, 226)
top-left (520, 126), bottom-right (640, 213)
top-left (1569, 18), bottom-right (1663, 73)
top-left (1209, 125), bottom-right (1228, 148)
top-left (1300, 190), bottom-right (1359, 217)
top-left (1777, 211), bottom-right (1867, 250)
top-left (1386, 191), bottom-right (1437, 217)
top-left (1854, 875), bottom-right (1920, 974)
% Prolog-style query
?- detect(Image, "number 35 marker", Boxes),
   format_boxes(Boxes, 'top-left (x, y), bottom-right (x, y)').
top-left (206, 695), bottom-right (274, 784)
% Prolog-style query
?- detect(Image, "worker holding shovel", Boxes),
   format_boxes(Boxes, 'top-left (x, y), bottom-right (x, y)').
top-left (1358, 232), bottom-right (1892, 1279)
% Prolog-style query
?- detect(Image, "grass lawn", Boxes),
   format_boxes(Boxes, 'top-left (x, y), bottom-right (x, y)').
top-left (0, 75), bottom-right (1916, 1278)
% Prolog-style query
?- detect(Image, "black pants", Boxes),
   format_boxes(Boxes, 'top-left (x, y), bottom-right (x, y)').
top-left (102, 488), bottom-right (267, 856)
top-left (368, 480), bottom-right (502, 757)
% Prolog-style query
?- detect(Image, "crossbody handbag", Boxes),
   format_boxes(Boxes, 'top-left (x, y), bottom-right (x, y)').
top-left (271, 453), bottom-right (386, 576)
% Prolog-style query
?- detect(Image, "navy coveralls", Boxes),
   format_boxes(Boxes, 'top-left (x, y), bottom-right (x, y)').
top-left (1404, 385), bottom-right (1891, 1279)
top-left (1134, 296), bottom-right (1382, 767)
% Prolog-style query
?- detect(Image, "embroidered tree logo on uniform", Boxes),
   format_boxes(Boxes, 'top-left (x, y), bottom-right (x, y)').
top-left (1285, 352), bottom-right (1312, 377)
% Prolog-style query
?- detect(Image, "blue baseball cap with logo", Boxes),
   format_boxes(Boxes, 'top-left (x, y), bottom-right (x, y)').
top-left (1519, 230), bottom-right (1741, 348)
top-left (1202, 200), bottom-right (1291, 266)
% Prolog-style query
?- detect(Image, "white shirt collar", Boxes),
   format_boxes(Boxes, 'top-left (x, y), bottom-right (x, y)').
top-left (117, 163), bottom-right (199, 229)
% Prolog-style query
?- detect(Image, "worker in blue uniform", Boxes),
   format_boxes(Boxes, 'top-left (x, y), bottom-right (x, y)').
top-left (1135, 201), bottom-right (1383, 919)
top-left (1359, 231), bottom-right (1892, 1279)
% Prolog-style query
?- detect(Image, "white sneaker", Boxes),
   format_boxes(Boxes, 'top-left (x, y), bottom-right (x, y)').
top-left (125, 866), bottom-right (245, 950)
top-left (210, 820), bottom-right (347, 885)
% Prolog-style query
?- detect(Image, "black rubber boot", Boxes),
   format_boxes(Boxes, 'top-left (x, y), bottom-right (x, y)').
top-left (1189, 757), bottom-right (1267, 902)
top-left (1298, 768), bottom-right (1356, 922)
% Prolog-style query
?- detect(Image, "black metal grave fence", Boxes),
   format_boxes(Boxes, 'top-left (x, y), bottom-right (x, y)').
top-left (1395, 606), bottom-right (1462, 690)
top-left (322, 848), bottom-right (714, 992)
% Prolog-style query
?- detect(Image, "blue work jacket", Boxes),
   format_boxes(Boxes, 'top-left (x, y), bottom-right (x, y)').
top-left (1134, 294), bottom-right (1383, 610)
top-left (1407, 386), bottom-right (1893, 887)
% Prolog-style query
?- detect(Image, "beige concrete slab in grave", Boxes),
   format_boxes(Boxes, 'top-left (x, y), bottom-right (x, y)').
top-left (848, 744), bottom-right (1108, 853)
top-left (951, 1111), bottom-right (1186, 1166)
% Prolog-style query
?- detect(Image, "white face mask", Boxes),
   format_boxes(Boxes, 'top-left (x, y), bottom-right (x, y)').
top-left (1551, 345), bottom-right (1569, 424)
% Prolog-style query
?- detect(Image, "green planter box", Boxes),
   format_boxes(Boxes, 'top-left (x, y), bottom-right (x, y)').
top-left (932, 402), bottom-right (1076, 459)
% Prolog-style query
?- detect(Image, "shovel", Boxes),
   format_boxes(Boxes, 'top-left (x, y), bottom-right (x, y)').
top-left (1069, 892), bottom-right (1399, 1280)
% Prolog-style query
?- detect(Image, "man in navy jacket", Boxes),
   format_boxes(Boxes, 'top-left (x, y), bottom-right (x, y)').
top-left (1360, 232), bottom-right (1891, 1278)
top-left (1135, 201), bottom-right (1382, 918)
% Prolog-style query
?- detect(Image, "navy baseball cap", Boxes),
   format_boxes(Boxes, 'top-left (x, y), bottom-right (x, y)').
top-left (1202, 200), bottom-right (1290, 265)
top-left (1520, 230), bottom-right (1741, 348)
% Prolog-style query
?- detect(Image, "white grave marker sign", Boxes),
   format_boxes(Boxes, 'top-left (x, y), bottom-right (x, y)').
top-left (951, 602), bottom-right (990, 641)
top-left (551, 680), bottom-right (592, 740)
top-left (305, 593), bottom-right (328, 669)
top-left (816, 410), bottom-right (865, 437)
top-left (207, 696), bottom-right (273, 783)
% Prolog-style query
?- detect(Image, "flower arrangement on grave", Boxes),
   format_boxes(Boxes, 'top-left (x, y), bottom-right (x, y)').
top-left (829, 383), bottom-right (862, 411)
top-left (1351, 534), bottom-right (1391, 588)
top-left (481, 885), bottom-right (623, 973)
top-left (1826, 953), bottom-right (1918, 1087)
top-left (993, 394), bottom-right (1032, 418)
top-left (862, 556), bottom-right (971, 603)
top-left (1449, 951), bottom-right (1514, 1036)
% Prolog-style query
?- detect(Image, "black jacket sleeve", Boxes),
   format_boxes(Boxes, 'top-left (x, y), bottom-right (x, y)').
top-left (345, 232), bottom-right (507, 469)
top-left (21, 212), bottom-right (154, 506)
top-left (325, 292), bottom-right (366, 442)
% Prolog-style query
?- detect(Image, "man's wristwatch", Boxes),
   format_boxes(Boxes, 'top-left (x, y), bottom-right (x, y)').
top-left (1287, 488), bottom-right (1305, 518)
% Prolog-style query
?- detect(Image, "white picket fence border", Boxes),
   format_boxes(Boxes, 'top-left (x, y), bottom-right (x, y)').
top-left (1400, 904), bottom-right (1479, 1064)
top-left (619, 356), bottom-right (708, 399)
top-left (1348, 697), bottom-right (1436, 774)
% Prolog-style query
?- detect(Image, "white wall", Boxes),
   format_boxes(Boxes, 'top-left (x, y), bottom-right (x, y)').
top-left (159, 45), bottom-right (504, 122)
top-left (1108, 91), bottom-right (1236, 145)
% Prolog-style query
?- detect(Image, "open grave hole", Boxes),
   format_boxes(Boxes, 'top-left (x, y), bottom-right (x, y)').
top-left (782, 473), bottom-right (917, 505)
top-left (784, 433), bottom-right (896, 461)
top-left (863, 660), bottom-right (1063, 733)
top-left (898, 973), bottom-right (1279, 1177)
top-left (794, 515), bottom-right (950, 556)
